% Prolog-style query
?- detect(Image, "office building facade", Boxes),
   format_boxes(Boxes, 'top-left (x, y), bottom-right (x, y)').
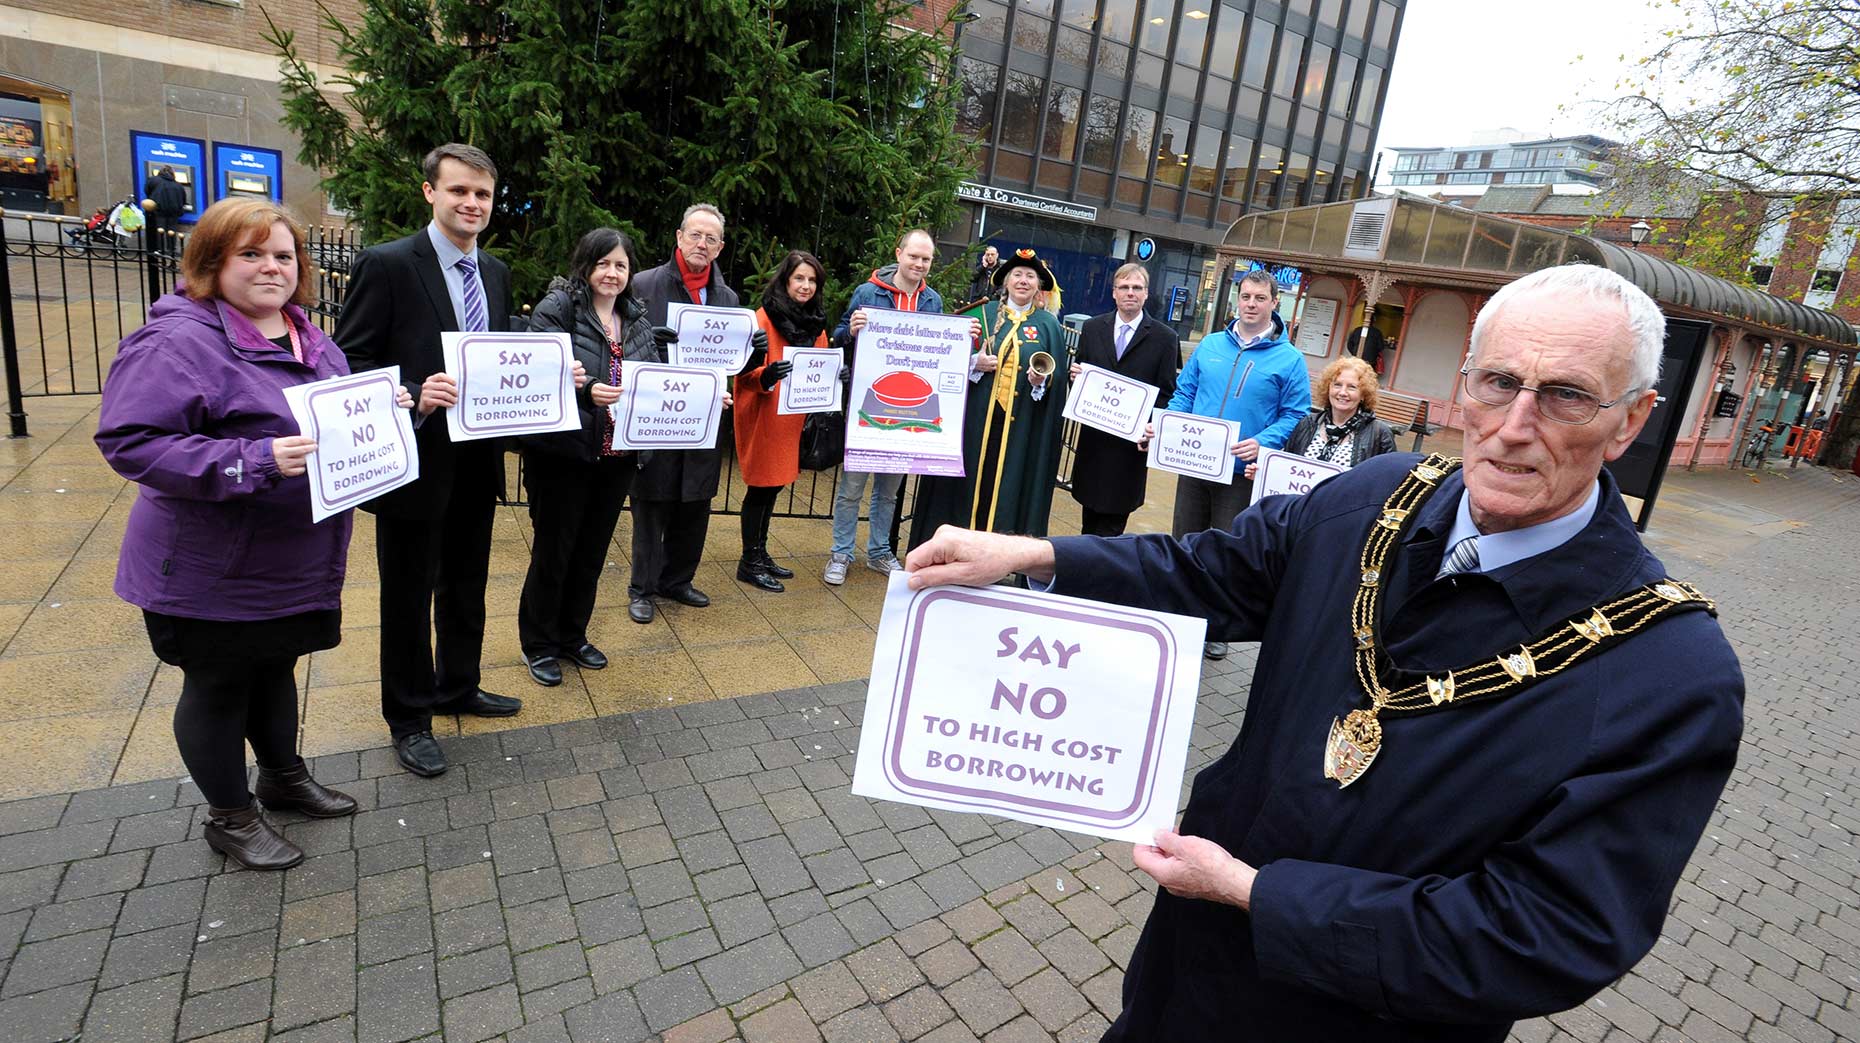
top-left (946, 0), bottom-right (1402, 322)
top-left (1386, 134), bottom-right (1615, 194)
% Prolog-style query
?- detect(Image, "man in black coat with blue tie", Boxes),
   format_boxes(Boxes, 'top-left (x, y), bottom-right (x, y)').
top-left (905, 265), bottom-right (1744, 1040)
top-left (334, 144), bottom-right (523, 778)
top-left (1068, 263), bottom-right (1178, 536)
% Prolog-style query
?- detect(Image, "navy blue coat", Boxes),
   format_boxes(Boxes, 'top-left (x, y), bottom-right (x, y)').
top-left (1051, 454), bottom-right (1744, 1041)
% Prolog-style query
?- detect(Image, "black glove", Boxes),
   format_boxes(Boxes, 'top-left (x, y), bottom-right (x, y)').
top-left (749, 328), bottom-right (769, 353)
top-left (759, 359), bottom-right (793, 391)
top-left (651, 325), bottom-right (677, 346)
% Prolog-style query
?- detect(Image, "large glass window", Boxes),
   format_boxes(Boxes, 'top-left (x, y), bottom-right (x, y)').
top-left (1134, 52), bottom-right (1166, 91)
top-left (1285, 0), bottom-right (1314, 23)
top-left (1000, 71), bottom-right (1044, 151)
top-left (1283, 150), bottom-right (1310, 204)
top-left (1328, 52), bottom-right (1356, 115)
top-left (1189, 123), bottom-right (1223, 192)
top-left (1042, 85), bottom-right (1083, 161)
top-left (1252, 143), bottom-right (1284, 209)
top-left (1302, 43), bottom-right (1331, 103)
top-left (1082, 95), bottom-right (1122, 168)
top-left (1273, 32), bottom-right (1305, 98)
top-left (1355, 64), bottom-right (1383, 122)
top-left (955, 57), bottom-right (1001, 139)
top-left (1317, 0), bottom-right (1340, 29)
top-left (1057, 26), bottom-right (1094, 67)
top-left (1101, 0), bottom-right (1139, 42)
top-left (1156, 115), bottom-right (1191, 185)
top-left (1242, 24), bottom-right (1274, 86)
top-left (1097, 43), bottom-right (1131, 79)
top-left (1171, 62), bottom-right (1202, 105)
top-left (1210, 5), bottom-right (1246, 79)
top-left (1222, 136), bottom-right (1254, 198)
top-left (968, 0), bottom-right (1009, 42)
top-left (1061, 0), bottom-right (1098, 30)
top-left (1141, 0), bottom-right (1177, 53)
top-left (1345, 0), bottom-right (1370, 40)
top-left (1372, 0), bottom-right (1398, 51)
top-left (1015, 13), bottom-right (1052, 54)
top-left (1175, 4), bottom-right (1213, 64)
top-left (1119, 107), bottom-right (1159, 179)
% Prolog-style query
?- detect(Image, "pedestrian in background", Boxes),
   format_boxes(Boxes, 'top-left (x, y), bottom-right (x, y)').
top-left (1068, 262), bottom-right (1178, 536)
top-left (733, 250), bottom-right (831, 592)
top-left (517, 228), bottom-right (655, 687)
top-left (97, 198), bottom-right (396, 869)
top-left (146, 165), bottom-right (187, 254)
top-left (967, 244), bottom-right (1001, 304)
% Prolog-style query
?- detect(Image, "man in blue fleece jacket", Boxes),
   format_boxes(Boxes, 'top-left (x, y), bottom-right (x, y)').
top-left (1162, 268), bottom-right (1310, 658)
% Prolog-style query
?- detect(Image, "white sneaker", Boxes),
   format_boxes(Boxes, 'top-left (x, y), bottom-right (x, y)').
top-left (866, 551), bottom-right (902, 575)
top-left (823, 554), bottom-right (852, 586)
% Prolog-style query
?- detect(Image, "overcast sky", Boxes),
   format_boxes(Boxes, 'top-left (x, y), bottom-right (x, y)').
top-left (1371, 0), bottom-right (1684, 182)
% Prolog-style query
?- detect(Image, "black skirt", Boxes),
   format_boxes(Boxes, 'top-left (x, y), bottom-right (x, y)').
top-left (143, 609), bottom-right (342, 669)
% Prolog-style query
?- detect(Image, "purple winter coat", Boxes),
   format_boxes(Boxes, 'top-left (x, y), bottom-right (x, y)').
top-left (96, 293), bottom-right (352, 621)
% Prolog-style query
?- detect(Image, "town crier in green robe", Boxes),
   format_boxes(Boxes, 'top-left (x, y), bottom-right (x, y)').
top-left (909, 249), bottom-right (1071, 549)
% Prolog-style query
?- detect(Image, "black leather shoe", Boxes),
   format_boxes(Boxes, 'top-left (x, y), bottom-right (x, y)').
top-left (1203, 641), bottom-right (1230, 661)
top-left (255, 758), bottom-right (357, 818)
top-left (568, 643), bottom-right (608, 670)
top-left (525, 655), bottom-right (563, 687)
top-left (439, 690), bottom-right (522, 717)
top-left (755, 551), bottom-right (795, 580)
top-left (394, 731), bottom-right (448, 777)
top-left (737, 559), bottom-right (785, 592)
top-left (664, 584), bottom-right (711, 607)
top-left (629, 596), bottom-right (655, 624)
top-left (204, 804), bottom-right (303, 870)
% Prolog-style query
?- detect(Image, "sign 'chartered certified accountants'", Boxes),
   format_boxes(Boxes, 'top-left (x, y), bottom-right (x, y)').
top-left (853, 574), bottom-right (1203, 843)
top-left (955, 182), bottom-right (1098, 223)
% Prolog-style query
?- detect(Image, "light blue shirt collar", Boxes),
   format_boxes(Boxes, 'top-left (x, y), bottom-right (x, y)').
top-left (1441, 480), bottom-right (1601, 574)
top-left (1226, 313), bottom-right (1281, 348)
top-left (426, 222), bottom-right (477, 270)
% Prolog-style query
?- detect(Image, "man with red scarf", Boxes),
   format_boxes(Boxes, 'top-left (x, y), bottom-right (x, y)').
top-left (627, 202), bottom-right (762, 623)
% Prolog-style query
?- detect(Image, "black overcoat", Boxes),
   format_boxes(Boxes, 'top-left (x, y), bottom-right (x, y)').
top-left (1067, 311), bottom-right (1178, 514)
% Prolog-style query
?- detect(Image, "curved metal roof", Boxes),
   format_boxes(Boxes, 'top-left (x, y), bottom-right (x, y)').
top-left (1221, 196), bottom-right (1857, 349)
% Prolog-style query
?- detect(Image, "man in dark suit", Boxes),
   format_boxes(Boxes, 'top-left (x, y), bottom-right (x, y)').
top-left (624, 203), bottom-right (761, 625)
top-left (334, 143), bottom-right (523, 777)
top-left (1068, 262), bottom-right (1179, 536)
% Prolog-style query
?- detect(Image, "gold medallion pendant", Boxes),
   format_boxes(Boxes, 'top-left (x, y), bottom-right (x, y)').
top-left (1322, 709), bottom-right (1382, 787)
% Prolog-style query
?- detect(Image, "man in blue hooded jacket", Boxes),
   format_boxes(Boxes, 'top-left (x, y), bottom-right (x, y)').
top-left (1160, 268), bottom-right (1310, 658)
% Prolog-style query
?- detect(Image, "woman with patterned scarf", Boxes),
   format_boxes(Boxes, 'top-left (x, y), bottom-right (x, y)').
top-left (733, 250), bottom-right (831, 592)
top-left (1246, 355), bottom-right (1397, 480)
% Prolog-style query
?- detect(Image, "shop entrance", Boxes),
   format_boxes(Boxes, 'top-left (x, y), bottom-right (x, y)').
top-left (0, 78), bottom-right (77, 215)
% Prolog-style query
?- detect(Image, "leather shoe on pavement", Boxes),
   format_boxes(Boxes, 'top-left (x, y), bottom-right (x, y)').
top-left (568, 643), bottom-right (608, 670)
top-left (394, 731), bottom-right (448, 777)
top-left (1203, 641), bottom-right (1230, 661)
top-left (629, 596), bottom-right (655, 624)
top-left (525, 655), bottom-right (563, 687)
top-left (438, 690), bottom-right (523, 717)
top-left (664, 584), bottom-right (711, 607)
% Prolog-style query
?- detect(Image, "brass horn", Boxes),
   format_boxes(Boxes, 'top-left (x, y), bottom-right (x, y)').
top-left (1026, 351), bottom-right (1055, 381)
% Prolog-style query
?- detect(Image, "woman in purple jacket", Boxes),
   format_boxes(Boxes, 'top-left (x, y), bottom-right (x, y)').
top-left (96, 199), bottom-right (408, 870)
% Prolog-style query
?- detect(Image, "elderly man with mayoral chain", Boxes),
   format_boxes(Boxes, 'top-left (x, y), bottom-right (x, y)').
top-left (906, 265), bottom-right (1744, 1040)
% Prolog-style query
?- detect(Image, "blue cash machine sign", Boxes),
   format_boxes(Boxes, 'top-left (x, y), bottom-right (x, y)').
top-left (211, 143), bottom-right (284, 205)
top-left (130, 131), bottom-right (207, 223)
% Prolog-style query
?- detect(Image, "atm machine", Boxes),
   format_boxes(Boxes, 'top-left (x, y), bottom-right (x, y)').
top-left (223, 170), bottom-right (271, 200)
top-left (144, 160), bottom-right (199, 213)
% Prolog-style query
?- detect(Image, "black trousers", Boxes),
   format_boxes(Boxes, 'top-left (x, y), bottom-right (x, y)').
top-left (1078, 507), bottom-right (1130, 537)
top-left (374, 469), bottom-right (497, 740)
top-left (1171, 472), bottom-right (1254, 539)
top-left (518, 452), bottom-right (635, 658)
top-left (629, 497), bottom-right (711, 598)
top-left (739, 484), bottom-right (782, 556)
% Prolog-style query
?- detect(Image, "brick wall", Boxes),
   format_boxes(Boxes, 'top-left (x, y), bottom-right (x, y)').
top-left (11, 0), bottom-right (363, 68)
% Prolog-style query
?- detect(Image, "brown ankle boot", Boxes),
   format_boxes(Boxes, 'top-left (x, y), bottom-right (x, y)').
top-left (255, 759), bottom-right (358, 818)
top-left (204, 804), bottom-right (304, 870)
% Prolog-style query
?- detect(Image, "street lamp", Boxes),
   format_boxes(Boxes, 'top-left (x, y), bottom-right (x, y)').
top-left (1628, 220), bottom-right (1652, 249)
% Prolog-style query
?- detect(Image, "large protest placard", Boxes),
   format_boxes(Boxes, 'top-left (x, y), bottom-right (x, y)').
top-left (281, 366), bottom-right (419, 523)
top-left (1145, 408), bottom-right (1240, 485)
top-left (666, 303), bottom-right (758, 372)
top-left (442, 332), bottom-right (579, 442)
top-left (1062, 363), bottom-right (1159, 442)
top-left (777, 347), bottom-right (843, 415)
top-left (844, 310), bottom-right (975, 476)
top-left (853, 573), bottom-right (1204, 843)
top-left (611, 361), bottom-right (726, 450)
top-left (1250, 447), bottom-right (1346, 504)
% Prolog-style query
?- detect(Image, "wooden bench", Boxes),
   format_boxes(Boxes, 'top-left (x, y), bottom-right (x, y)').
top-left (1375, 390), bottom-right (1440, 452)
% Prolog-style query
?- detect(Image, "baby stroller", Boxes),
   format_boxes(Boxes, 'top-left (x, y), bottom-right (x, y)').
top-left (63, 198), bottom-right (144, 250)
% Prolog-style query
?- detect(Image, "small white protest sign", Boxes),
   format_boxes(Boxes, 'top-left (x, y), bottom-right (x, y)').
top-left (853, 573), bottom-right (1204, 844)
top-left (282, 366), bottom-right (420, 523)
top-left (777, 347), bottom-right (843, 415)
top-left (1062, 363), bottom-right (1159, 443)
top-left (666, 303), bottom-right (757, 372)
top-left (1250, 447), bottom-right (1347, 504)
top-left (1145, 408), bottom-right (1240, 485)
top-left (611, 361), bottom-right (726, 450)
top-left (441, 331), bottom-right (579, 442)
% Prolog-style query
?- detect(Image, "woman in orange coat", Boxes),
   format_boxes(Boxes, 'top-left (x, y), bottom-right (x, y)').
top-left (734, 250), bottom-right (830, 592)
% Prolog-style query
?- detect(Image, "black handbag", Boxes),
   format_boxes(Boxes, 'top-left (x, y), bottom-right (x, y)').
top-left (798, 410), bottom-right (846, 471)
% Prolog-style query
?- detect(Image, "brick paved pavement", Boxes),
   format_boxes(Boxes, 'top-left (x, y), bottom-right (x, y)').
top-left (1, 465), bottom-right (1857, 1041)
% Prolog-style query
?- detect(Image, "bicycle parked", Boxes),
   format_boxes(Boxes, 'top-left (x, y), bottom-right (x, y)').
top-left (1741, 422), bottom-right (1780, 469)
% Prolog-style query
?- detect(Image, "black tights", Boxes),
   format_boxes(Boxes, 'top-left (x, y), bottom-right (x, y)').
top-left (739, 485), bottom-right (783, 557)
top-left (172, 657), bottom-right (301, 809)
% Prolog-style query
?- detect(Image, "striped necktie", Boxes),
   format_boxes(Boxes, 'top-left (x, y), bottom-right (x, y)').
top-left (456, 254), bottom-right (488, 332)
top-left (1436, 535), bottom-right (1481, 579)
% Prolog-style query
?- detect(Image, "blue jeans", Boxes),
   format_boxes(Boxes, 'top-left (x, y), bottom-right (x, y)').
top-left (831, 470), bottom-right (902, 559)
